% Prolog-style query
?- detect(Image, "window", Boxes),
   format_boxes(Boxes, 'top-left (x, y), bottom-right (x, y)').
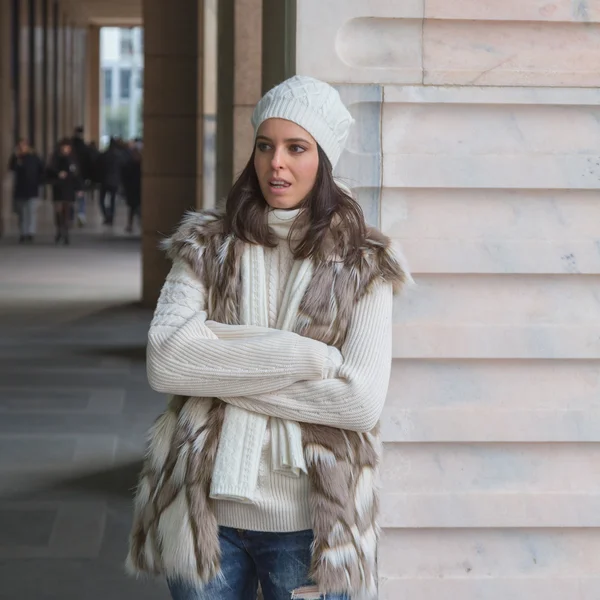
top-left (136, 70), bottom-right (143, 89)
top-left (103, 68), bottom-right (112, 102)
top-left (120, 69), bottom-right (131, 100)
top-left (120, 29), bottom-right (134, 56)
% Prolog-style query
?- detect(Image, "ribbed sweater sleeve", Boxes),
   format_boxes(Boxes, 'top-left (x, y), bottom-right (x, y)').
top-left (220, 282), bottom-right (394, 432)
top-left (146, 259), bottom-right (331, 396)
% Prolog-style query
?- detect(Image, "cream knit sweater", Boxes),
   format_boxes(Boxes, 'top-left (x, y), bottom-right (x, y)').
top-left (147, 216), bottom-right (394, 532)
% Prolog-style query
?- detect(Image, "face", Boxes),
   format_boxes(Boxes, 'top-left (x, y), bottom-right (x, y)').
top-left (254, 118), bottom-right (319, 210)
top-left (18, 140), bottom-right (29, 153)
top-left (60, 144), bottom-right (71, 155)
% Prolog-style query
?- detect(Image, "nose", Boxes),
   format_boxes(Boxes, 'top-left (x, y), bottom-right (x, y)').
top-left (271, 146), bottom-right (285, 170)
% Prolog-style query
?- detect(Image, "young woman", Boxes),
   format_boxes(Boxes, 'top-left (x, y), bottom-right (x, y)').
top-left (127, 76), bottom-right (407, 600)
top-left (48, 139), bottom-right (83, 245)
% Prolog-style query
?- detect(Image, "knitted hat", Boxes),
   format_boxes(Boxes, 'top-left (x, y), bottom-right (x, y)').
top-left (251, 75), bottom-right (354, 169)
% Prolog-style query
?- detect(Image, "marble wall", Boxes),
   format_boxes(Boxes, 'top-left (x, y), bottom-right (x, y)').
top-left (297, 1), bottom-right (600, 598)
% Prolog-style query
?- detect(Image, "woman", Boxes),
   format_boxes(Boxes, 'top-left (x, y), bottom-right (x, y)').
top-left (127, 76), bottom-right (407, 600)
top-left (47, 138), bottom-right (83, 245)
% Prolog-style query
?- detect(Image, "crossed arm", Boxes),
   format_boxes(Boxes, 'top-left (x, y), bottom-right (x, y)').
top-left (147, 259), bottom-right (394, 432)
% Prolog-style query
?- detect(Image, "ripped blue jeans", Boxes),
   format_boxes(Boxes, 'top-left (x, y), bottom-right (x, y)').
top-left (167, 527), bottom-right (349, 600)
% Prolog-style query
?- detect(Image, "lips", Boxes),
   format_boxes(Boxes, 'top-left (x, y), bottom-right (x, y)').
top-left (268, 178), bottom-right (291, 190)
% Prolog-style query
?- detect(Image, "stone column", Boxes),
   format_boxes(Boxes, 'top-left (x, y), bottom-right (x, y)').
top-left (202, 0), bottom-right (217, 207)
top-left (34, 0), bottom-right (43, 152)
top-left (72, 26), bottom-right (85, 131)
top-left (55, 7), bottom-right (64, 139)
top-left (85, 24), bottom-right (100, 143)
top-left (19, 0), bottom-right (28, 140)
top-left (0, 0), bottom-right (12, 235)
top-left (142, 0), bottom-right (204, 307)
top-left (214, 0), bottom-right (262, 203)
top-left (49, 0), bottom-right (57, 148)
top-left (232, 0), bottom-right (262, 178)
top-left (261, 0), bottom-right (295, 93)
top-left (41, 0), bottom-right (49, 159)
top-left (63, 19), bottom-right (72, 135)
top-left (215, 0), bottom-right (233, 203)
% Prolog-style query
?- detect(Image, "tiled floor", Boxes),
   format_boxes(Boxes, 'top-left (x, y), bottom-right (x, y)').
top-left (0, 213), bottom-right (170, 599)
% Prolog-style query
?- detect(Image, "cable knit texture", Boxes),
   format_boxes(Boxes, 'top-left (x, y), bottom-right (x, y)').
top-left (127, 210), bottom-right (407, 599)
top-left (251, 76), bottom-right (354, 168)
top-left (211, 209), bottom-right (313, 529)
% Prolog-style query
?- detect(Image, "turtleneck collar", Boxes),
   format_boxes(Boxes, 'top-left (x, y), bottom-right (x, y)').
top-left (267, 208), bottom-right (304, 240)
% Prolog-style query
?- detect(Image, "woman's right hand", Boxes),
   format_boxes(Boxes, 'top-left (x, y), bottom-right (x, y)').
top-left (324, 345), bottom-right (343, 379)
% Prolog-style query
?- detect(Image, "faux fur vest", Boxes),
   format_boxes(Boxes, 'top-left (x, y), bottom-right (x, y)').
top-left (126, 211), bottom-right (406, 599)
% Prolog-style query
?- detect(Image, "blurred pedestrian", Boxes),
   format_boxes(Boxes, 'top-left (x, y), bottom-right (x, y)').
top-left (8, 139), bottom-right (44, 243)
top-left (97, 138), bottom-right (125, 226)
top-left (71, 126), bottom-right (94, 226)
top-left (121, 145), bottom-right (142, 233)
top-left (47, 138), bottom-right (83, 245)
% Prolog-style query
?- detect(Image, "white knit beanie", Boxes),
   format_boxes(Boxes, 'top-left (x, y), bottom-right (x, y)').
top-left (251, 75), bottom-right (354, 169)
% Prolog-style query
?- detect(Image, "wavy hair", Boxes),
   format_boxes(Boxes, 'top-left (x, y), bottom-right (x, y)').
top-left (223, 146), bottom-right (367, 262)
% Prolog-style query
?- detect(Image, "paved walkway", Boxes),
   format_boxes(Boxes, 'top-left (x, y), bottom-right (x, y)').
top-left (0, 210), bottom-right (169, 599)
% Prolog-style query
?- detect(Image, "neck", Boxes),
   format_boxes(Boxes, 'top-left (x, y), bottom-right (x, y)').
top-left (267, 208), bottom-right (303, 240)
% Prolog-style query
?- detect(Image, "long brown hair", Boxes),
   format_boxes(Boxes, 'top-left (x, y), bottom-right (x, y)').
top-left (223, 146), bottom-right (367, 262)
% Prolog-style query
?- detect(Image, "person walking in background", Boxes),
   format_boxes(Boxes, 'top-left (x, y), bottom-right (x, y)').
top-left (71, 126), bottom-right (93, 226)
top-left (87, 140), bottom-right (101, 209)
top-left (47, 138), bottom-right (83, 245)
top-left (121, 143), bottom-right (142, 234)
top-left (127, 76), bottom-right (409, 600)
top-left (8, 139), bottom-right (44, 243)
top-left (97, 138), bottom-right (124, 226)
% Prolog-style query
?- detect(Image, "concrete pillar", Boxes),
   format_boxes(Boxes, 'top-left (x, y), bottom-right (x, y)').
top-left (55, 7), bottom-right (63, 139)
top-left (215, 0), bottom-right (263, 203)
top-left (85, 24), bottom-right (100, 143)
top-left (26, 0), bottom-right (36, 147)
top-left (0, 0), bottom-right (12, 235)
top-left (261, 0), bottom-right (295, 93)
top-left (34, 0), bottom-right (44, 155)
top-left (73, 26), bottom-right (85, 131)
top-left (202, 0), bottom-right (217, 207)
top-left (142, 0), bottom-right (204, 307)
top-left (232, 0), bottom-right (262, 178)
top-left (215, 0), bottom-right (233, 204)
top-left (49, 0), bottom-right (57, 149)
top-left (63, 18), bottom-right (71, 135)
top-left (19, 0), bottom-right (27, 140)
top-left (41, 0), bottom-right (49, 159)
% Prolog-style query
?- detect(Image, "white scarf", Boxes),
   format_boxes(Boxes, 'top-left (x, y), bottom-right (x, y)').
top-left (210, 209), bottom-right (312, 503)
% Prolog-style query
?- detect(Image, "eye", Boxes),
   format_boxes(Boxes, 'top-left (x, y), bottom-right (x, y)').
top-left (290, 144), bottom-right (306, 154)
top-left (256, 142), bottom-right (271, 152)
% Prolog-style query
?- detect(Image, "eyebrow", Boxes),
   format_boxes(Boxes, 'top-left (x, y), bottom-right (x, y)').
top-left (256, 135), bottom-right (312, 145)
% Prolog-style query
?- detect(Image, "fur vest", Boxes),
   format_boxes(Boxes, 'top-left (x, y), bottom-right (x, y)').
top-left (126, 211), bottom-right (406, 599)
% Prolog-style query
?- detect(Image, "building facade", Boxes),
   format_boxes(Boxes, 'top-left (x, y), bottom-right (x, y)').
top-left (100, 26), bottom-right (143, 144)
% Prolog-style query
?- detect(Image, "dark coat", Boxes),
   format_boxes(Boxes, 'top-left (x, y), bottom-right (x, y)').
top-left (71, 136), bottom-right (94, 182)
top-left (121, 156), bottom-right (142, 208)
top-left (48, 154), bottom-right (83, 203)
top-left (8, 152), bottom-right (44, 199)
top-left (97, 147), bottom-right (124, 189)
